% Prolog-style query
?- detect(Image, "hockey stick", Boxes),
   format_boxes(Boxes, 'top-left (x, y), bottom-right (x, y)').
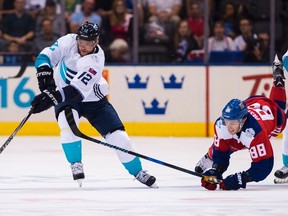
top-left (64, 107), bottom-right (203, 179)
top-left (0, 53), bottom-right (29, 79)
top-left (0, 108), bottom-right (33, 154)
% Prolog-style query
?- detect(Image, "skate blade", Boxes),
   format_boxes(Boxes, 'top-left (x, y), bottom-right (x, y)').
top-left (149, 182), bottom-right (159, 188)
top-left (273, 54), bottom-right (281, 64)
top-left (274, 177), bottom-right (288, 184)
top-left (76, 179), bottom-right (83, 187)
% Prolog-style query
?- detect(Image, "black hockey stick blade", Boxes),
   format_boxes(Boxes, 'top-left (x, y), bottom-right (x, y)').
top-left (0, 54), bottom-right (29, 79)
top-left (64, 107), bottom-right (203, 178)
top-left (0, 108), bottom-right (33, 154)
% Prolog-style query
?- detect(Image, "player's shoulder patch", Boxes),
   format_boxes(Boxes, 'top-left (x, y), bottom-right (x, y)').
top-left (244, 128), bottom-right (255, 138)
top-left (88, 67), bottom-right (97, 75)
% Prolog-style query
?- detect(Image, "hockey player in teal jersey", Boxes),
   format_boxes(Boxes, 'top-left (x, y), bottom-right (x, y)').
top-left (30, 21), bottom-right (157, 188)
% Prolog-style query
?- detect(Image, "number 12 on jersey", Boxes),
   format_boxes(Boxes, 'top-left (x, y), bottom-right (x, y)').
top-left (78, 72), bottom-right (92, 85)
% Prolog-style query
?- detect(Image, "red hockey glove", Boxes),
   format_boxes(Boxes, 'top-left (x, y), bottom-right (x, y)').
top-left (201, 168), bottom-right (223, 190)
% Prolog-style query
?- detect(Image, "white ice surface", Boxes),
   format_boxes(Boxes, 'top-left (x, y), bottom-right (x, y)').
top-left (0, 136), bottom-right (287, 216)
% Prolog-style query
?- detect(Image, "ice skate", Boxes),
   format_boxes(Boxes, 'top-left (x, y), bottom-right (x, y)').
top-left (135, 170), bottom-right (158, 188)
top-left (272, 54), bottom-right (285, 87)
top-left (274, 166), bottom-right (288, 184)
top-left (71, 162), bottom-right (85, 187)
top-left (194, 153), bottom-right (213, 174)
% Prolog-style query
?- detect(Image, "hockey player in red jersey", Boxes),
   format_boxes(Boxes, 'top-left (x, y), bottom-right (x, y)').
top-left (196, 55), bottom-right (286, 190)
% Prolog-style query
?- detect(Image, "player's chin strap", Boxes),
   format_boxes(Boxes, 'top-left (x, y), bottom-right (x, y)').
top-left (64, 107), bottom-right (205, 179)
top-left (238, 116), bottom-right (247, 133)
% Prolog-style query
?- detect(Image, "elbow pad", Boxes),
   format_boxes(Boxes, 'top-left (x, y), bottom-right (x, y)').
top-left (63, 85), bottom-right (84, 103)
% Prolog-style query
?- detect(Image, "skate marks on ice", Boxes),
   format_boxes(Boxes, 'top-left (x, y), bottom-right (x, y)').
top-left (0, 136), bottom-right (288, 216)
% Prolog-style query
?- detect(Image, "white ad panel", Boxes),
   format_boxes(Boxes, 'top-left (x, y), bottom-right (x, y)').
top-left (0, 66), bottom-right (55, 121)
top-left (108, 66), bottom-right (206, 122)
top-left (2, 65), bottom-right (281, 126)
top-left (209, 66), bottom-right (273, 121)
